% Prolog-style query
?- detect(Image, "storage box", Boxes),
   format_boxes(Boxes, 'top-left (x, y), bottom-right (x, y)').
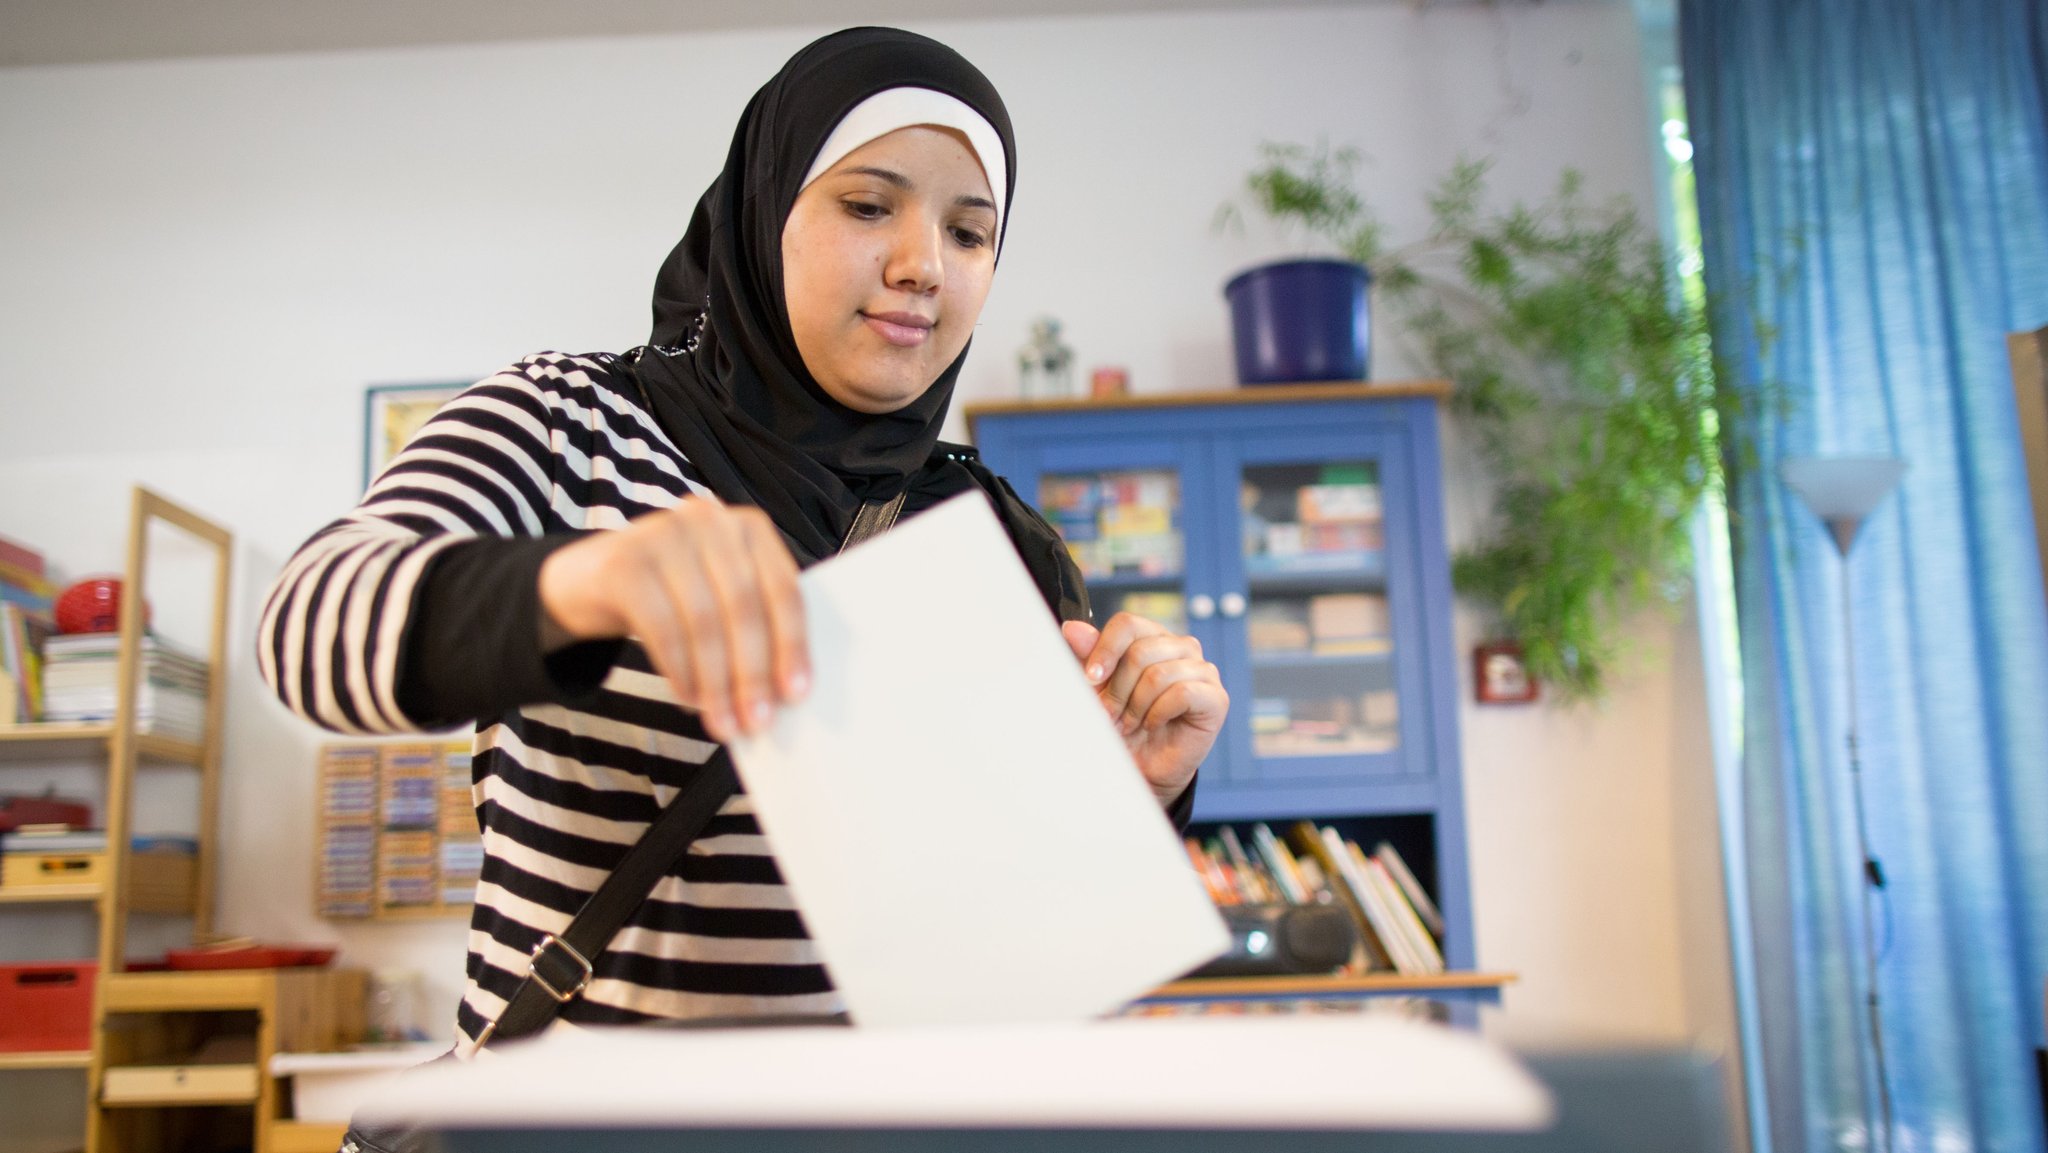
top-left (2, 850), bottom-right (105, 887)
top-left (101, 1062), bottom-right (260, 1104)
top-left (102, 1034), bottom-right (259, 1105)
top-left (127, 849), bottom-right (198, 913)
top-left (0, 961), bottom-right (96, 1052)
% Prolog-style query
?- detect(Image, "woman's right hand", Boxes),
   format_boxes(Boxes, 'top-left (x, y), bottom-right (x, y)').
top-left (537, 500), bottom-right (808, 744)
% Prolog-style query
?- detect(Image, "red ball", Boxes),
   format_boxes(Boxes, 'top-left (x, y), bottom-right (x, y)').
top-left (55, 578), bottom-right (135, 634)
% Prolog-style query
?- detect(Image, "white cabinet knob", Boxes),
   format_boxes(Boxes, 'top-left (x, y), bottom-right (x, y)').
top-left (1188, 594), bottom-right (1216, 620)
top-left (1220, 592), bottom-right (1248, 618)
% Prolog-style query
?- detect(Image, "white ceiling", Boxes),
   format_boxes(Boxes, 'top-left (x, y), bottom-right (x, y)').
top-left (0, 0), bottom-right (1530, 68)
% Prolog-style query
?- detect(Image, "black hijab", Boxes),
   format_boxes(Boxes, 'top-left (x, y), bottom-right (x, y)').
top-left (625, 27), bottom-right (1016, 565)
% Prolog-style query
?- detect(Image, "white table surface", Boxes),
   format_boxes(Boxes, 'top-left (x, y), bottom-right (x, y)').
top-left (360, 1015), bottom-right (1553, 1132)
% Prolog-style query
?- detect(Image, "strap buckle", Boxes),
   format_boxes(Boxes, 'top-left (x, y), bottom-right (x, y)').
top-left (527, 934), bottom-right (594, 1003)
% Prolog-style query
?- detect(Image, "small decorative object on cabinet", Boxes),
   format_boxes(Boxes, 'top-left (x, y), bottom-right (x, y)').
top-left (969, 382), bottom-right (1506, 1024)
top-left (1015, 316), bottom-right (1075, 400)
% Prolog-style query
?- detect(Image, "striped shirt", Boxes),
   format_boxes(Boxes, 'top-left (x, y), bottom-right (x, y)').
top-left (258, 352), bottom-right (846, 1052)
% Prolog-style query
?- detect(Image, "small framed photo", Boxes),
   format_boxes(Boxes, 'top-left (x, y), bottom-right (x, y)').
top-left (1473, 640), bottom-right (1539, 704)
top-left (364, 382), bottom-right (467, 490)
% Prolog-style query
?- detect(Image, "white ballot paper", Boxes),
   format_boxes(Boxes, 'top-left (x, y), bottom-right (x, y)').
top-left (728, 493), bottom-right (1229, 1027)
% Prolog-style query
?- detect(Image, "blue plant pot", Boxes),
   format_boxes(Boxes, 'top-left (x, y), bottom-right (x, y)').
top-left (1223, 259), bottom-right (1371, 385)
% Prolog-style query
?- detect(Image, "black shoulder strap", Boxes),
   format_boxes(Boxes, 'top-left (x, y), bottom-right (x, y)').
top-left (478, 493), bottom-right (906, 1049)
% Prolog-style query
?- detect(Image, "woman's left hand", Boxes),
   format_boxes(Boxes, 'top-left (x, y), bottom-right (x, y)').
top-left (1062, 613), bottom-right (1228, 806)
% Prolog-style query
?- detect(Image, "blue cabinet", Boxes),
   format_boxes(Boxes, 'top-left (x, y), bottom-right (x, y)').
top-left (968, 384), bottom-right (1475, 973)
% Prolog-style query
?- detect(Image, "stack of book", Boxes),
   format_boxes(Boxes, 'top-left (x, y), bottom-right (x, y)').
top-left (1183, 821), bottom-right (1446, 977)
top-left (0, 535), bottom-right (54, 725)
top-left (40, 632), bottom-right (209, 741)
top-left (1306, 593), bottom-right (1391, 656)
top-left (1296, 475), bottom-right (1383, 546)
top-left (1038, 472), bottom-right (1181, 580)
top-left (1246, 602), bottom-right (1312, 654)
top-left (1245, 467), bottom-right (1385, 575)
top-left (1111, 591), bottom-right (1188, 637)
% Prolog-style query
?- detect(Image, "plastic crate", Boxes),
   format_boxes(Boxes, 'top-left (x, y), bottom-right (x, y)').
top-left (0, 961), bottom-right (96, 1052)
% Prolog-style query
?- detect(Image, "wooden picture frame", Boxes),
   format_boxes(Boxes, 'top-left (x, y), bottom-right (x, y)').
top-left (363, 382), bottom-right (466, 490)
top-left (1473, 640), bottom-right (1539, 704)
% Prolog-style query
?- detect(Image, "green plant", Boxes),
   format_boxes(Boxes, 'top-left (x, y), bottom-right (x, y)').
top-left (1233, 143), bottom-right (1743, 702)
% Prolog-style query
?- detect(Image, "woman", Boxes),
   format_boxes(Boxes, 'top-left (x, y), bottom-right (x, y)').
top-left (259, 27), bottom-right (1227, 1054)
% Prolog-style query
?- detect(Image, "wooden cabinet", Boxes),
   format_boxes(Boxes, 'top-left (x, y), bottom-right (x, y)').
top-left (91, 967), bottom-right (364, 1153)
top-left (969, 383), bottom-right (1479, 983)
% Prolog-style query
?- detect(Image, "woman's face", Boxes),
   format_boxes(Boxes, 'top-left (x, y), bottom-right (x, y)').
top-left (782, 125), bottom-right (999, 414)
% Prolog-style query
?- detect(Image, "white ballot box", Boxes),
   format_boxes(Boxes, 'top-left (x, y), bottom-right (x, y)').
top-left (363, 1014), bottom-right (1548, 1131)
top-left (356, 1016), bottom-right (1731, 1153)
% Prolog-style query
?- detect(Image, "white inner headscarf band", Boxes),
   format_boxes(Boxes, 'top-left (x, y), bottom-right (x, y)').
top-left (800, 86), bottom-right (1008, 251)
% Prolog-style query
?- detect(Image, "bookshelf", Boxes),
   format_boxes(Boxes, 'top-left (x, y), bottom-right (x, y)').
top-left (969, 384), bottom-right (1493, 1018)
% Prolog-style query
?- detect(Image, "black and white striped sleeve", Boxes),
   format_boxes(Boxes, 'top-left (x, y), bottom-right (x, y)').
top-left (256, 365), bottom-right (569, 734)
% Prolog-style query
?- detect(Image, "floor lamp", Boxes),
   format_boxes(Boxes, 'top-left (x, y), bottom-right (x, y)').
top-left (1780, 454), bottom-right (1907, 1153)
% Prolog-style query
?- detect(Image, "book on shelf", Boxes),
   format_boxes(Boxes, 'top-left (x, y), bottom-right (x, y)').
top-left (1307, 593), bottom-right (1390, 655)
top-left (0, 828), bottom-right (199, 855)
top-left (0, 564), bottom-right (54, 617)
top-left (1182, 822), bottom-right (1451, 977)
top-left (35, 630), bottom-right (211, 739)
top-left (1323, 825), bottom-right (1426, 974)
top-left (1287, 822), bottom-right (1394, 972)
top-left (0, 534), bottom-right (46, 581)
top-left (1183, 839), bottom-right (1235, 905)
top-left (1040, 471), bottom-right (1181, 580)
top-left (1347, 841), bottom-right (1443, 975)
top-left (1278, 821), bottom-right (1452, 977)
top-left (1375, 840), bottom-right (1446, 940)
top-left (0, 602), bottom-right (54, 723)
top-left (1249, 822), bottom-right (1310, 905)
top-left (1215, 825), bottom-right (1275, 904)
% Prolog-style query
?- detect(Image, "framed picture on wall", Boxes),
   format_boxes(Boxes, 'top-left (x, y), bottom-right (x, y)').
top-left (363, 382), bottom-right (467, 490)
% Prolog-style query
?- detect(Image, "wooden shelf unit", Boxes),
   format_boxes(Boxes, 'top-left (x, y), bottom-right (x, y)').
top-left (92, 967), bottom-right (366, 1153)
top-left (268, 1120), bottom-right (352, 1153)
top-left (0, 723), bottom-right (206, 767)
top-left (0, 1049), bottom-right (95, 1070)
top-left (0, 488), bottom-right (240, 1153)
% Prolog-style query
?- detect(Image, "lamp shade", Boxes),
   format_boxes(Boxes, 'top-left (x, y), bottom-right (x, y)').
top-left (1780, 456), bottom-right (1907, 555)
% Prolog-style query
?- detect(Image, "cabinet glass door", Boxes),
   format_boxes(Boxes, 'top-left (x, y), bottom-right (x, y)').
top-left (1218, 431), bottom-right (1425, 784)
top-left (1239, 458), bottom-right (1396, 758)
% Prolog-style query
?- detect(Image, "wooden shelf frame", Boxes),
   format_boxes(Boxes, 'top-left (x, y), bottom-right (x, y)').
top-left (0, 723), bottom-right (206, 767)
top-left (97, 487), bottom-right (234, 968)
top-left (963, 380), bottom-right (1454, 430)
top-left (0, 1049), bottom-right (94, 1070)
top-left (1145, 971), bottom-right (1517, 1002)
top-left (0, 882), bottom-right (105, 905)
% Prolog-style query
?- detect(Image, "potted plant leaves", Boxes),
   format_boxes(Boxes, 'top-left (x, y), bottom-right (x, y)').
top-left (1220, 144), bottom-right (1382, 385)
top-left (1227, 145), bottom-right (1743, 701)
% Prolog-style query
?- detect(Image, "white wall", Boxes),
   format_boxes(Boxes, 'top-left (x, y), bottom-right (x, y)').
top-left (0, 2), bottom-right (1737, 1145)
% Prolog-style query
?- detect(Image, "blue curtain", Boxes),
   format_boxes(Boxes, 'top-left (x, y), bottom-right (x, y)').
top-left (1681, 1), bottom-right (2048, 1151)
